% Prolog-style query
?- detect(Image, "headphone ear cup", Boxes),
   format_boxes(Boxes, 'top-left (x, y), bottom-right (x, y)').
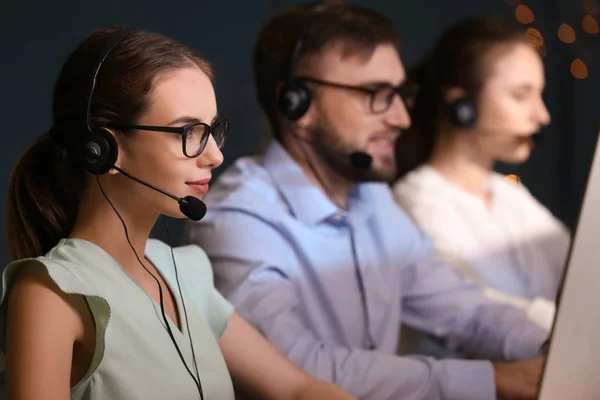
top-left (448, 98), bottom-right (477, 128)
top-left (278, 80), bottom-right (311, 121)
top-left (84, 128), bottom-right (118, 175)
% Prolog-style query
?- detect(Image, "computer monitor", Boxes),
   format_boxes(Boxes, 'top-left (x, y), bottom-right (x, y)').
top-left (537, 130), bottom-right (600, 399)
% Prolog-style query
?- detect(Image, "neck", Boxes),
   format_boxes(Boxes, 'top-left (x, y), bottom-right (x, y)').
top-left (282, 136), bottom-right (353, 210)
top-left (69, 177), bottom-right (159, 272)
top-left (428, 129), bottom-right (494, 202)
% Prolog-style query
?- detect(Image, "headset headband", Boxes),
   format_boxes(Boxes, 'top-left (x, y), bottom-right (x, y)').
top-left (86, 29), bottom-right (131, 134)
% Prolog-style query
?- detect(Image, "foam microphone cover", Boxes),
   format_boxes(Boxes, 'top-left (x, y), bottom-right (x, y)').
top-left (180, 196), bottom-right (208, 221)
top-left (349, 151), bottom-right (373, 170)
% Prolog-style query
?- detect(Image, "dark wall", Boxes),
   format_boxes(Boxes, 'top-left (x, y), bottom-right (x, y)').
top-left (1, 0), bottom-right (597, 267)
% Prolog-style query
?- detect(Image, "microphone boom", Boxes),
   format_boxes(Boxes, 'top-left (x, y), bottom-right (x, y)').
top-left (109, 165), bottom-right (207, 221)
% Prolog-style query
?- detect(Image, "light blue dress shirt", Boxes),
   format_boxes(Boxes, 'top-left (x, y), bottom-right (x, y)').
top-left (182, 141), bottom-right (546, 400)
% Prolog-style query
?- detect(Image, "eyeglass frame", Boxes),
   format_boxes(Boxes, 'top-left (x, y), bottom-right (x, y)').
top-left (297, 76), bottom-right (416, 114)
top-left (105, 119), bottom-right (229, 158)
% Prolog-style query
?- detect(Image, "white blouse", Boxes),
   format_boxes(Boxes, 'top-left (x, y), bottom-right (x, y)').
top-left (393, 165), bottom-right (571, 331)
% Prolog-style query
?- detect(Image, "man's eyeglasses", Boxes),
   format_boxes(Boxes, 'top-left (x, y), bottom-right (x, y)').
top-left (298, 76), bottom-right (416, 114)
top-left (106, 119), bottom-right (229, 158)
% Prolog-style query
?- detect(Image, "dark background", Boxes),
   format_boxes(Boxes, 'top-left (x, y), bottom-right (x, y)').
top-left (1, 0), bottom-right (598, 267)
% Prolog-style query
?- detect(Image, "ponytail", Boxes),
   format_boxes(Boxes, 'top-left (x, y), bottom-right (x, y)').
top-left (5, 132), bottom-right (84, 260)
top-left (395, 57), bottom-right (440, 180)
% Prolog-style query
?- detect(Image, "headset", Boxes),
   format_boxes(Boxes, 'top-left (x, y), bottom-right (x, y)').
top-left (446, 97), bottom-right (477, 128)
top-left (277, 5), bottom-right (326, 122)
top-left (411, 53), bottom-right (478, 130)
top-left (277, 4), bottom-right (373, 172)
top-left (82, 28), bottom-right (205, 399)
top-left (276, 6), bottom-right (378, 351)
top-left (83, 29), bottom-right (127, 175)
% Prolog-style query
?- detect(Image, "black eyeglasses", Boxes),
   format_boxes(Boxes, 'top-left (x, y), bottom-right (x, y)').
top-left (106, 119), bottom-right (229, 158)
top-left (298, 76), bottom-right (416, 114)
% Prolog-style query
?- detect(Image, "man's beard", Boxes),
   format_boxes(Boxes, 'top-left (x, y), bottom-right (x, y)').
top-left (308, 119), bottom-right (397, 183)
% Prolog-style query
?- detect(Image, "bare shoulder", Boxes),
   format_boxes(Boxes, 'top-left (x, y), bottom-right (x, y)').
top-left (7, 260), bottom-right (88, 332)
top-left (4, 260), bottom-right (91, 398)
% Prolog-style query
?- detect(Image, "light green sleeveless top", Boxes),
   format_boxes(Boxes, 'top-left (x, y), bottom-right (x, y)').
top-left (0, 238), bottom-right (235, 400)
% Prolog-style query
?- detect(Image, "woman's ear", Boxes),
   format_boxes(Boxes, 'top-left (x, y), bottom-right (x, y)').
top-left (294, 106), bottom-right (314, 129)
top-left (443, 86), bottom-right (469, 104)
top-left (103, 128), bottom-right (121, 175)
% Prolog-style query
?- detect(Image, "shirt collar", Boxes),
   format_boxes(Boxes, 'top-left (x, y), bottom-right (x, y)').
top-left (262, 140), bottom-right (371, 226)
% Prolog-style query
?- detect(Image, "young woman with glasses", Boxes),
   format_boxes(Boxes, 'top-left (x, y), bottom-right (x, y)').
top-left (0, 27), bottom-right (355, 400)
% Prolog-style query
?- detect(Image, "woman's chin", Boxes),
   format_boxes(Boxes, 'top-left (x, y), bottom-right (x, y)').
top-left (499, 145), bottom-right (533, 164)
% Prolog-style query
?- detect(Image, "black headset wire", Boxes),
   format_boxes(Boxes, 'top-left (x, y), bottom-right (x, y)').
top-left (286, 121), bottom-right (377, 350)
top-left (95, 174), bottom-right (204, 399)
top-left (85, 28), bottom-right (204, 399)
top-left (281, 6), bottom-right (377, 350)
top-left (282, 6), bottom-right (344, 208)
top-left (163, 217), bottom-right (202, 385)
top-left (286, 121), bottom-right (341, 206)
